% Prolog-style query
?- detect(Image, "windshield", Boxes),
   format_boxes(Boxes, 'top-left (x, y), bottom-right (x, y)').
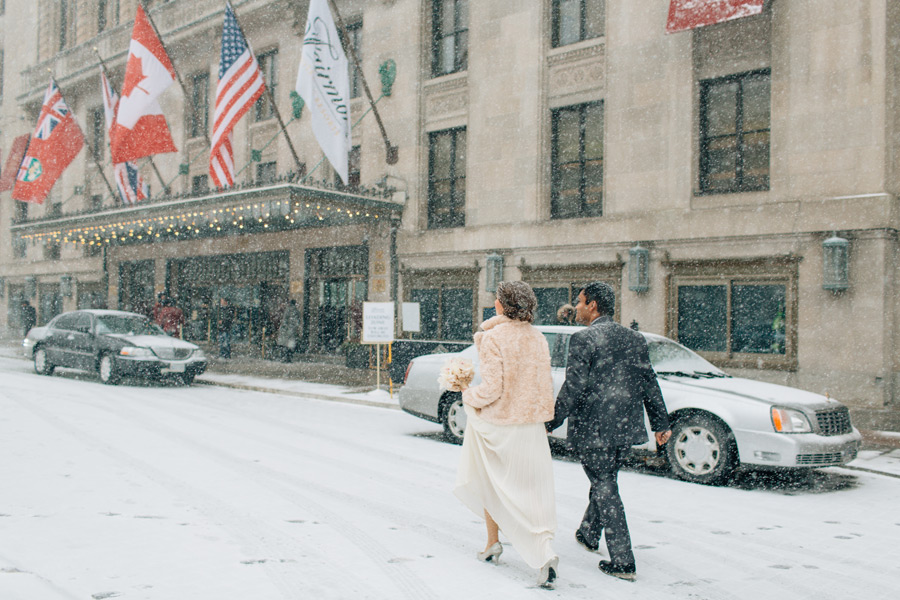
top-left (647, 338), bottom-right (725, 376)
top-left (96, 315), bottom-right (163, 336)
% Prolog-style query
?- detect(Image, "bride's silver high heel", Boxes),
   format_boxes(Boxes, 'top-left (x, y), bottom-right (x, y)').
top-left (477, 542), bottom-right (503, 563)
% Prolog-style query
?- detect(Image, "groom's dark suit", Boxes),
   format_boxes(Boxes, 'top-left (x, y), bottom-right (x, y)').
top-left (547, 316), bottom-right (669, 568)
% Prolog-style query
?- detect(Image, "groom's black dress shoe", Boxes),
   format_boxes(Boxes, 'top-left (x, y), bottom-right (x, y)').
top-left (598, 560), bottom-right (636, 581)
top-left (575, 529), bottom-right (599, 552)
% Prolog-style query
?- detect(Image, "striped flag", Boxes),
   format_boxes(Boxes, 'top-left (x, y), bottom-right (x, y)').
top-left (101, 70), bottom-right (149, 204)
top-left (210, 2), bottom-right (266, 188)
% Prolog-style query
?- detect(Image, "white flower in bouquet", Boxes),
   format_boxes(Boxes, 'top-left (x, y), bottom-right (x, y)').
top-left (437, 358), bottom-right (475, 392)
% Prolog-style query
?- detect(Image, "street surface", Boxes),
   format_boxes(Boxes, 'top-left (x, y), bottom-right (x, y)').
top-left (0, 356), bottom-right (897, 599)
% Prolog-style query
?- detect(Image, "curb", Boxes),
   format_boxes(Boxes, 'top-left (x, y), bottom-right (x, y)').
top-left (194, 378), bottom-right (401, 411)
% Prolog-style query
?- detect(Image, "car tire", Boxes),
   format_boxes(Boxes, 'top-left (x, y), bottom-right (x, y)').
top-left (440, 393), bottom-right (466, 444)
top-left (33, 347), bottom-right (55, 376)
top-left (98, 353), bottom-right (119, 385)
top-left (666, 413), bottom-right (738, 485)
top-left (180, 373), bottom-right (195, 386)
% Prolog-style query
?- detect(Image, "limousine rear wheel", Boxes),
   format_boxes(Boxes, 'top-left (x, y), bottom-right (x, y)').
top-left (34, 347), bottom-right (55, 376)
top-left (441, 393), bottom-right (465, 444)
top-left (99, 353), bottom-right (120, 385)
top-left (667, 413), bottom-right (737, 486)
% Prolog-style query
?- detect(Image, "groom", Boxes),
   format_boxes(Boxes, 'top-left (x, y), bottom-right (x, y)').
top-left (546, 282), bottom-right (671, 581)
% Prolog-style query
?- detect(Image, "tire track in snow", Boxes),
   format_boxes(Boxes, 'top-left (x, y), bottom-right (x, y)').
top-left (9, 395), bottom-right (350, 600)
top-left (25, 385), bottom-right (441, 600)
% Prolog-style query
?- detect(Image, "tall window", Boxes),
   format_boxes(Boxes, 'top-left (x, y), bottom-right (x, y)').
top-left (432, 0), bottom-right (468, 77)
top-left (699, 69), bottom-right (770, 193)
top-left (90, 106), bottom-right (105, 160)
top-left (255, 50), bottom-right (278, 121)
top-left (428, 128), bottom-right (466, 229)
top-left (98, 0), bottom-right (107, 33)
top-left (551, 102), bottom-right (603, 219)
top-left (335, 145), bottom-right (360, 189)
top-left (59, 0), bottom-right (69, 50)
top-left (345, 21), bottom-right (362, 98)
top-left (14, 201), bottom-right (28, 223)
top-left (552, 0), bottom-right (604, 47)
top-left (189, 72), bottom-right (209, 139)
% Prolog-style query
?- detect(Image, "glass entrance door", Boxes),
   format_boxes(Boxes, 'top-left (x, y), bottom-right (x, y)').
top-left (318, 279), bottom-right (348, 352)
top-left (314, 278), bottom-right (367, 352)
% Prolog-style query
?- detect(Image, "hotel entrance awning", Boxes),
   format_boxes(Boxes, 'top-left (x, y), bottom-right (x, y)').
top-left (11, 181), bottom-right (404, 249)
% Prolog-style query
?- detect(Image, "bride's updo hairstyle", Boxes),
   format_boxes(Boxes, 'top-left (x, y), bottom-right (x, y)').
top-left (496, 281), bottom-right (537, 323)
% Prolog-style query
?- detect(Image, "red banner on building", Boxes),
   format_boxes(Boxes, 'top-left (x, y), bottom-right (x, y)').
top-left (666, 0), bottom-right (765, 34)
top-left (0, 134), bottom-right (30, 193)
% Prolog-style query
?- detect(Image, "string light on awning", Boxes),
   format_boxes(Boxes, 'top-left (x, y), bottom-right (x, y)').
top-left (17, 199), bottom-right (391, 247)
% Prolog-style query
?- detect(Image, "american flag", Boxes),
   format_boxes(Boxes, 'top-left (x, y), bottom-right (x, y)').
top-left (210, 2), bottom-right (266, 188)
top-left (101, 70), bottom-right (148, 204)
top-left (35, 83), bottom-right (70, 140)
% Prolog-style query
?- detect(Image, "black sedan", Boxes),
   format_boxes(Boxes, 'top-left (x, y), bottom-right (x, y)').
top-left (23, 310), bottom-right (207, 385)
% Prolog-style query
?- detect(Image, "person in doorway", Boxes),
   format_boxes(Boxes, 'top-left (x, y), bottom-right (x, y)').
top-left (217, 298), bottom-right (235, 359)
top-left (158, 298), bottom-right (186, 338)
top-left (276, 299), bottom-right (302, 362)
top-left (557, 303), bottom-right (576, 325)
top-left (20, 300), bottom-right (37, 336)
top-left (454, 281), bottom-right (559, 589)
top-left (546, 282), bottom-right (671, 582)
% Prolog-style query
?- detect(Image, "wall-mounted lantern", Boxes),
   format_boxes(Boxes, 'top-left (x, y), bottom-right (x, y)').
top-left (24, 276), bottom-right (36, 299)
top-left (628, 244), bottom-right (650, 293)
top-left (485, 253), bottom-right (504, 293)
top-left (823, 234), bottom-right (849, 292)
top-left (60, 275), bottom-right (74, 298)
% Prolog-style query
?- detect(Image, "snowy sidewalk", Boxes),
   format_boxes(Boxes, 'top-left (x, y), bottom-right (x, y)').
top-left (195, 370), bottom-right (400, 409)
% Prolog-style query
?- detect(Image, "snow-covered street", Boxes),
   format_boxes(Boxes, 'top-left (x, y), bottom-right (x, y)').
top-left (1, 355), bottom-right (897, 600)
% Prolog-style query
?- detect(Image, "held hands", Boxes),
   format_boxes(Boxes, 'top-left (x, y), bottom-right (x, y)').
top-left (655, 430), bottom-right (672, 446)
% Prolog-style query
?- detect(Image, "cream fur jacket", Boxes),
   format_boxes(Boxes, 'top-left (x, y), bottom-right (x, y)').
top-left (462, 314), bottom-right (555, 425)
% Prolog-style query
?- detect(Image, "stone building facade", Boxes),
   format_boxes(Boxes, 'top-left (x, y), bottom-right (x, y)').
top-left (0, 0), bottom-right (898, 430)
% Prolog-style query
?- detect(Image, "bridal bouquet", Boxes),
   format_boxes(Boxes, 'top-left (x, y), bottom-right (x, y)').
top-left (437, 358), bottom-right (475, 392)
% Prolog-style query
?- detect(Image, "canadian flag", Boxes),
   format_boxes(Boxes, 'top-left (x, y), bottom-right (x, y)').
top-left (110, 5), bottom-right (178, 164)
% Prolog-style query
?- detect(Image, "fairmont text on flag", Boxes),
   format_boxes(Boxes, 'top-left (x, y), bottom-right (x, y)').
top-left (295, 0), bottom-right (351, 185)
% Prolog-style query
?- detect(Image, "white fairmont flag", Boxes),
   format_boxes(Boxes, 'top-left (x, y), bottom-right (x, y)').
top-left (295, 0), bottom-right (351, 184)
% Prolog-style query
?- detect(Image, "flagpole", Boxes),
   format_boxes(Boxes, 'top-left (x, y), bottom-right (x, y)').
top-left (325, 0), bottom-right (398, 165)
top-left (138, 0), bottom-right (213, 149)
top-left (48, 73), bottom-right (120, 202)
top-left (227, 1), bottom-right (305, 180)
top-left (93, 48), bottom-right (169, 195)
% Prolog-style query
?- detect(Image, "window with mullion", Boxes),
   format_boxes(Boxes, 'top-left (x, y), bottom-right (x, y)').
top-left (432, 0), bottom-right (468, 77)
top-left (345, 21), bottom-right (362, 99)
top-left (700, 70), bottom-right (770, 193)
top-left (551, 102), bottom-right (603, 219)
top-left (428, 128), bottom-right (466, 229)
top-left (676, 280), bottom-right (787, 357)
top-left (189, 72), bottom-right (209, 139)
top-left (552, 0), bottom-right (605, 48)
top-left (254, 50), bottom-right (278, 122)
